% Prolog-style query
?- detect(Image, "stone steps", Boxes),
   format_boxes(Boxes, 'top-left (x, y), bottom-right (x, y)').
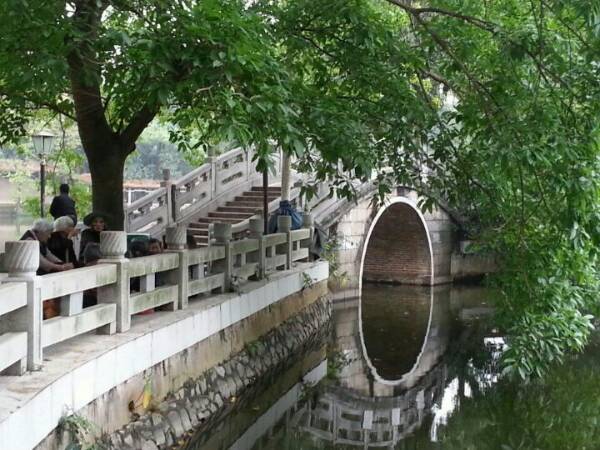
top-left (233, 195), bottom-right (278, 202)
top-left (187, 185), bottom-right (282, 247)
top-left (225, 200), bottom-right (266, 208)
top-left (196, 217), bottom-right (241, 224)
top-left (250, 186), bottom-right (281, 193)
top-left (217, 206), bottom-right (261, 214)
top-left (208, 211), bottom-right (254, 220)
top-left (235, 191), bottom-right (279, 198)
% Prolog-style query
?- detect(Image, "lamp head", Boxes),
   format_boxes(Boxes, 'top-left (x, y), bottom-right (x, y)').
top-left (32, 130), bottom-right (55, 158)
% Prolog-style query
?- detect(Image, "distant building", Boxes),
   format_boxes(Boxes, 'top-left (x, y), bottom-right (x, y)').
top-left (76, 174), bottom-right (160, 205)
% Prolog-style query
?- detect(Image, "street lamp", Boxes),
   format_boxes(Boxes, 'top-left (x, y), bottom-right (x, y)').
top-left (32, 130), bottom-right (55, 217)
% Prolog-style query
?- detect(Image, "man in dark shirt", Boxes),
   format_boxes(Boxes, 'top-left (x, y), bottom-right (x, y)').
top-left (49, 183), bottom-right (77, 224)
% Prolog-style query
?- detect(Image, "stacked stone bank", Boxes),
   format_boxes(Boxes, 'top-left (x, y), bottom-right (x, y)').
top-left (102, 296), bottom-right (331, 449)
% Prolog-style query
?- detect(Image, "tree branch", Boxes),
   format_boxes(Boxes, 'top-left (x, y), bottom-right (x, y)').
top-left (119, 105), bottom-right (158, 152)
top-left (383, 0), bottom-right (497, 32)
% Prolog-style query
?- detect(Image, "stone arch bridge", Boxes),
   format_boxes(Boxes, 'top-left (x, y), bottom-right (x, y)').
top-left (125, 148), bottom-right (492, 293)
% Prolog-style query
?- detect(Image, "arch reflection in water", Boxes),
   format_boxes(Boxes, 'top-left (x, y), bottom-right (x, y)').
top-left (184, 285), bottom-right (496, 450)
top-left (359, 283), bottom-right (450, 387)
top-left (294, 285), bottom-right (452, 448)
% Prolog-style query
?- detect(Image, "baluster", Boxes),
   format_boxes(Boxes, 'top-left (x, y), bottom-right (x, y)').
top-left (278, 216), bottom-right (293, 269)
top-left (2, 241), bottom-right (42, 372)
top-left (160, 169), bottom-right (173, 227)
top-left (213, 223), bottom-right (232, 292)
top-left (249, 218), bottom-right (266, 278)
top-left (60, 292), bottom-right (83, 316)
top-left (165, 226), bottom-right (189, 310)
top-left (245, 148), bottom-right (251, 181)
top-left (208, 149), bottom-right (217, 198)
top-left (302, 213), bottom-right (314, 261)
top-left (98, 231), bottom-right (128, 333)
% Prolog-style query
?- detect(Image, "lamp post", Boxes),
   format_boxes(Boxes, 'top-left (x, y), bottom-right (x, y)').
top-left (32, 130), bottom-right (55, 218)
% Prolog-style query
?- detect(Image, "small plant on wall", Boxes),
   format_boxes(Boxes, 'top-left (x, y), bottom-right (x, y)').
top-left (58, 412), bottom-right (104, 450)
top-left (321, 237), bottom-right (349, 288)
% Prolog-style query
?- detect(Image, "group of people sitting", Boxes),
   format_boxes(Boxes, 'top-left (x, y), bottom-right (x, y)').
top-left (19, 184), bottom-right (166, 319)
top-left (20, 212), bottom-right (107, 318)
top-left (21, 212), bottom-right (107, 275)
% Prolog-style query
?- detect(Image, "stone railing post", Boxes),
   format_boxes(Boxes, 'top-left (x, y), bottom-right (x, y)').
top-left (166, 226), bottom-right (189, 310)
top-left (98, 231), bottom-right (129, 333)
top-left (207, 147), bottom-right (217, 199)
top-left (278, 215), bottom-right (292, 269)
top-left (213, 223), bottom-right (232, 292)
top-left (302, 213), bottom-right (314, 261)
top-left (2, 241), bottom-right (42, 372)
top-left (249, 218), bottom-right (265, 278)
top-left (161, 169), bottom-right (173, 227)
top-left (245, 148), bottom-right (251, 181)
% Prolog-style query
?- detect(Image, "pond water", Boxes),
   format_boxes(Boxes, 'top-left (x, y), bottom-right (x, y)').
top-left (0, 214), bottom-right (33, 251)
top-left (183, 283), bottom-right (600, 450)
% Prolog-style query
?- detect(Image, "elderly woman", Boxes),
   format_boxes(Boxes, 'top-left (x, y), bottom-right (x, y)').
top-left (21, 219), bottom-right (74, 319)
top-left (47, 216), bottom-right (79, 266)
top-left (79, 212), bottom-right (107, 260)
top-left (20, 219), bottom-right (74, 276)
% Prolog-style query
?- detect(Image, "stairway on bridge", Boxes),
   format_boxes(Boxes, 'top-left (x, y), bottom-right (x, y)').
top-left (187, 186), bottom-right (282, 246)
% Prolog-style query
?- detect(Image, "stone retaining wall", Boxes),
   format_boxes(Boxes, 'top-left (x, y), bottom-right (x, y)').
top-left (102, 296), bottom-right (331, 450)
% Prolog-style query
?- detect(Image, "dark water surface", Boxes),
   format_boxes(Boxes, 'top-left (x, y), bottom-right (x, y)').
top-left (184, 283), bottom-right (600, 450)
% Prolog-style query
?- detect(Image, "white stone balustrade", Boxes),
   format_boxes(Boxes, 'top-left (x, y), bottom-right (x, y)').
top-left (124, 146), bottom-right (298, 239)
top-left (0, 222), bottom-right (314, 377)
top-left (126, 147), bottom-right (267, 237)
top-left (0, 241), bottom-right (41, 373)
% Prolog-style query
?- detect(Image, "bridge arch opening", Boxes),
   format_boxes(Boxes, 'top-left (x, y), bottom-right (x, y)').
top-left (356, 198), bottom-right (443, 386)
top-left (360, 198), bottom-right (434, 286)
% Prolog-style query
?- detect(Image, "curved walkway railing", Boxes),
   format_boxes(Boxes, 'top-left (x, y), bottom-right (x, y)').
top-left (0, 215), bottom-right (312, 377)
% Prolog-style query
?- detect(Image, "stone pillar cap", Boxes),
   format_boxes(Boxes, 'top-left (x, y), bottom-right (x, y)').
top-left (100, 231), bottom-right (127, 259)
top-left (166, 226), bottom-right (187, 250)
top-left (4, 240), bottom-right (40, 276)
top-left (213, 223), bottom-right (232, 243)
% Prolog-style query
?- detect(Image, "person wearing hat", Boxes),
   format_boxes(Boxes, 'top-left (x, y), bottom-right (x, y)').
top-left (79, 212), bottom-right (108, 260)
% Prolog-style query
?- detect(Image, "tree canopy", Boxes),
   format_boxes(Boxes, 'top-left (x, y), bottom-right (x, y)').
top-left (269, 0), bottom-right (600, 378)
top-left (1, 0), bottom-right (600, 378)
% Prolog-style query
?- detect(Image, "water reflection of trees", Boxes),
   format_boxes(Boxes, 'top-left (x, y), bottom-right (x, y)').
top-left (437, 338), bottom-right (600, 450)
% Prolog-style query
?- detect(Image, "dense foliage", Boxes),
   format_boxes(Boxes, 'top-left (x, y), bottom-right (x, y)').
top-left (0, 0), bottom-right (599, 378)
top-left (0, 0), bottom-right (307, 226)
top-left (268, 0), bottom-right (600, 379)
top-left (437, 337), bottom-right (600, 449)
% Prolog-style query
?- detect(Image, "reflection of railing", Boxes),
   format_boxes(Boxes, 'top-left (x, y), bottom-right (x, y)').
top-left (0, 215), bottom-right (312, 376)
top-left (299, 361), bottom-right (445, 447)
top-left (125, 147), bottom-right (283, 236)
top-left (229, 360), bottom-right (327, 450)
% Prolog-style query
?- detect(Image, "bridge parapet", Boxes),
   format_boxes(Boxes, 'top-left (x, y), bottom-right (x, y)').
top-left (0, 220), bottom-right (312, 379)
top-left (125, 147), bottom-right (284, 236)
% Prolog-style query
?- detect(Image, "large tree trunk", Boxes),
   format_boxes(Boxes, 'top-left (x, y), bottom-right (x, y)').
top-left (87, 147), bottom-right (128, 230)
